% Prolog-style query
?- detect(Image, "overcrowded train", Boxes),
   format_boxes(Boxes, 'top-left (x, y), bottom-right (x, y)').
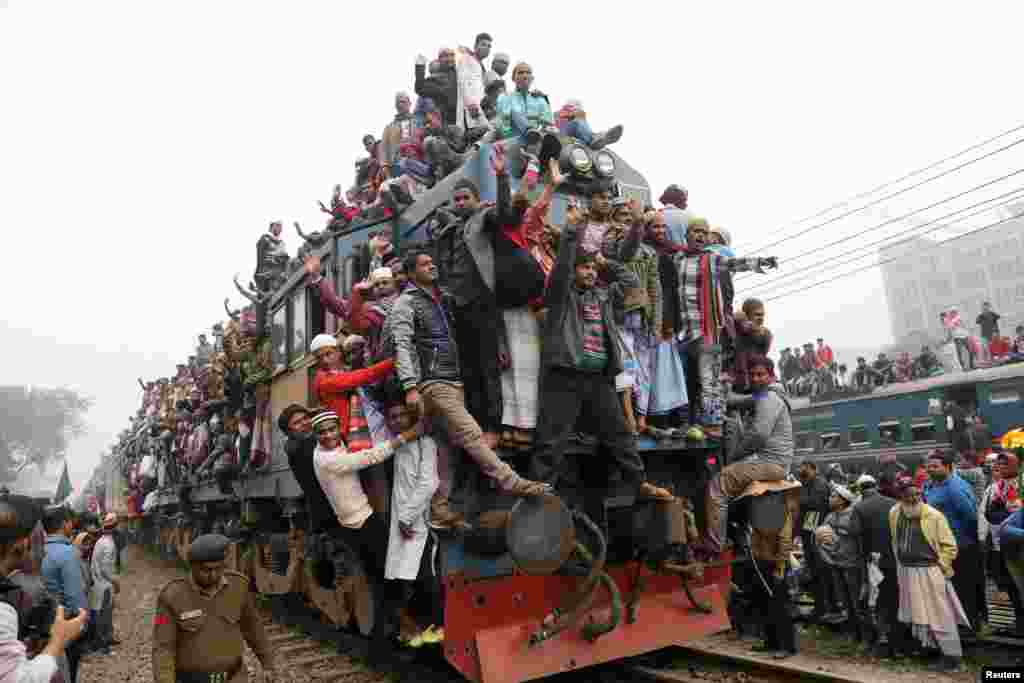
top-left (85, 41), bottom-right (765, 679)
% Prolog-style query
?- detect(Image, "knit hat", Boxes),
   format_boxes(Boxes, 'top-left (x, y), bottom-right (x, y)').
top-left (831, 485), bottom-right (856, 504)
top-left (895, 475), bottom-right (916, 494)
top-left (660, 184), bottom-right (687, 202)
top-left (310, 334), bottom-right (338, 353)
top-left (311, 411), bottom-right (339, 431)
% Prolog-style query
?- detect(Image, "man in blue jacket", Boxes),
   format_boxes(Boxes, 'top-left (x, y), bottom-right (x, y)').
top-left (1000, 506), bottom-right (1024, 615)
top-left (924, 449), bottom-right (982, 636)
top-left (41, 506), bottom-right (89, 682)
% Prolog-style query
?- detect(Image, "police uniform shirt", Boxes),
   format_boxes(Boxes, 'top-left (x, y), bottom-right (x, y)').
top-left (152, 570), bottom-right (273, 683)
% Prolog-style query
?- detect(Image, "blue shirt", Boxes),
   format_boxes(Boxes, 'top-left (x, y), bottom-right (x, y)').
top-left (41, 534), bottom-right (88, 615)
top-left (924, 474), bottom-right (978, 547)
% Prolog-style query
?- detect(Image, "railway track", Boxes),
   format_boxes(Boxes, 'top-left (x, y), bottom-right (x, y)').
top-left (260, 594), bottom-right (864, 683)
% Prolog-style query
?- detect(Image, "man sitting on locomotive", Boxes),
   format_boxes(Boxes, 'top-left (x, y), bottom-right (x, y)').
top-left (674, 219), bottom-right (777, 439)
top-left (556, 99), bottom-right (623, 151)
top-left (702, 354), bottom-right (793, 556)
top-left (530, 202), bottom-right (674, 502)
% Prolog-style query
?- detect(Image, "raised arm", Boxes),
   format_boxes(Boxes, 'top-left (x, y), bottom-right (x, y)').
top-left (724, 254), bottom-right (778, 273)
top-left (315, 358), bottom-right (396, 396)
top-left (305, 256), bottom-right (351, 319)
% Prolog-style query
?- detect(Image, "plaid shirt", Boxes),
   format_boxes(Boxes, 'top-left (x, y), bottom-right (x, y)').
top-left (674, 252), bottom-right (766, 342)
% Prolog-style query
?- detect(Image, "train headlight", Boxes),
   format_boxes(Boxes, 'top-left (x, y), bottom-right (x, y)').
top-left (594, 151), bottom-right (616, 178)
top-left (560, 144), bottom-right (593, 175)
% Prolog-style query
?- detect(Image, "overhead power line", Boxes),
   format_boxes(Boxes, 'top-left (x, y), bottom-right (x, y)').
top-left (733, 121), bottom-right (1024, 252)
top-left (738, 187), bottom-right (1024, 297)
top-left (758, 211), bottom-right (1024, 305)
top-left (734, 166), bottom-right (1024, 283)
top-left (732, 134), bottom-right (1024, 257)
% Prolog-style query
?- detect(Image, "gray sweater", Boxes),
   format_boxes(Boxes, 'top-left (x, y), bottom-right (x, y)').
top-left (738, 384), bottom-right (794, 472)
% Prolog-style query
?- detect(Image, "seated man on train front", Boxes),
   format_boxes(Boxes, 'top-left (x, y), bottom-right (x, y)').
top-left (701, 354), bottom-right (794, 556)
top-left (556, 99), bottom-right (623, 150)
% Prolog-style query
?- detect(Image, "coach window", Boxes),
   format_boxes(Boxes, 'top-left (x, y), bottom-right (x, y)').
top-left (339, 254), bottom-right (357, 296)
top-left (849, 425), bottom-right (870, 448)
top-left (821, 432), bottom-right (841, 452)
top-left (291, 287), bottom-right (308, 365)
top-left (878, 420), bottom-right (902, 446)
top-left (990, 388), bottom-right (1021, 405)
top-left (795, 432), bottom-right (817, 455)
top-left (911, 419), bottom-right (937, 443)
top-left (271, 305), bottom-right (288, 373)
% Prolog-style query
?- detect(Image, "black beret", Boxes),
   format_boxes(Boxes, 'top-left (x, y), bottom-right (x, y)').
top-left (189, 534), bottom-right (231, 563)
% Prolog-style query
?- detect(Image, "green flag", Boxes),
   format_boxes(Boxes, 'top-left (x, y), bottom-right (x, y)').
top-left (54, 461), bottom-right (72, 503)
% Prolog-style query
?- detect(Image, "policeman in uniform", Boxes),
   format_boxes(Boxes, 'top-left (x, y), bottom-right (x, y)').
top-left (153, 534), bottom-right (275, 683)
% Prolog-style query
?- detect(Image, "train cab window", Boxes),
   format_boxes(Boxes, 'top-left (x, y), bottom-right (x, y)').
top-left (339, 255), bottom-right (357, 297)
top-left (991, 388), bottom-right (1021, 405)
top-left (911, 420), bottom-right (937, 443)
top-left (821, 432), bottom-right (841, 452)
top-left (291, 288), bottom-right (308, 364)
top-left (878, 420), bottom-right (902, 446)
top-left (271, 305), bottom-right (288, 372)
top-left (795, 432), bottom-right (817, 454)
top-left (849, 425), bottom-right (869, 447)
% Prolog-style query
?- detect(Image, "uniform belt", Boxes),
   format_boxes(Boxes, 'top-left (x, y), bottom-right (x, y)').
top-left (176, 661), bottom-right (242, 683)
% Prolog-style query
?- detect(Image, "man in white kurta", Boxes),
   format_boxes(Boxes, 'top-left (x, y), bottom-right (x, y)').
top-left (384, 403), bottom-right (440, 581)
top-left (90, 514), bottom-right (120, 650)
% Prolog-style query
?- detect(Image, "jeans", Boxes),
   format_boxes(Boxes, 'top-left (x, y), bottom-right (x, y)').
top-left (396, 156), bottom-right (432, 180)
top-left (563, 118), bottom-right (594, 146)
top-left (421, 382), bottom-right (520, 491)
top-left (509, 110), bottom-right (535, 144)
top-left (530, 367), bottom-right (645, 490)
top-left (705, 460), bottom-right (786, 552)
top-left (683, 340), bottom-right (725, 427)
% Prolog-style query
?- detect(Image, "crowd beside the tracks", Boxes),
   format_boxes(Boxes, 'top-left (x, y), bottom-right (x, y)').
top-left (779, 303), bottom-right (1024, 399)
top-left (730, 421), bottom-right (1024, 673)
top-left (0, 495), bottom-right (125, 683)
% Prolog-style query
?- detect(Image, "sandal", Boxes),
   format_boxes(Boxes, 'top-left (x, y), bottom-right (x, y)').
top-left (638, 482), bottom-right (675, 502)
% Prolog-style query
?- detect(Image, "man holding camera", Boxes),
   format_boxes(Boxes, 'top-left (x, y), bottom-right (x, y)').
top-left (1, 498), bottom-right (88, 683)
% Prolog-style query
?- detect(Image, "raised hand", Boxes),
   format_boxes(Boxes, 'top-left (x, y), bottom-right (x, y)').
top-left (548, 158), bottom-right (565, 187)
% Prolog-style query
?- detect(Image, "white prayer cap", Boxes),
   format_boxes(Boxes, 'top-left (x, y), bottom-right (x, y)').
top-left (310, 334), bottom-right (338, 353)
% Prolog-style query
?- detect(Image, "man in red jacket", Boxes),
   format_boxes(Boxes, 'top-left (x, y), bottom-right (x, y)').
top-left (310, 333), bottom-right (396, 450)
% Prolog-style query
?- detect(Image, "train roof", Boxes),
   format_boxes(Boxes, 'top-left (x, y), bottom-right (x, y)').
top-left (790, 362), bottom-right (1024, 413)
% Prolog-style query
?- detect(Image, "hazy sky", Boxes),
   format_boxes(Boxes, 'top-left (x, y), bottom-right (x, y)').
top-left (3, 2), bottom-right (1024, 490)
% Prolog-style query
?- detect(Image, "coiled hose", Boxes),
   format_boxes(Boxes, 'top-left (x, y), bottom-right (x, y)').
top-left (529, 511), bottom-right (607, 646)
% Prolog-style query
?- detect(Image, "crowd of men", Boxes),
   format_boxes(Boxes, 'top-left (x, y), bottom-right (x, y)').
top-left (0, 497), bottom-right (122, 683)
top-left (755, 441), bottom-right (1024, 673)
top-left (778, 304), bottom-right (1024, 400)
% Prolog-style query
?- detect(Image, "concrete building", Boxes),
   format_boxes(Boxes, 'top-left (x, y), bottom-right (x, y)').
top-left (881, 202), bottom-right (1024, 345)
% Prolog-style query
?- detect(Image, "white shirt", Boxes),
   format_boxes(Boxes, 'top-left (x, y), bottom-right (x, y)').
top-left (313, 440), bottom-right (396, 529)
